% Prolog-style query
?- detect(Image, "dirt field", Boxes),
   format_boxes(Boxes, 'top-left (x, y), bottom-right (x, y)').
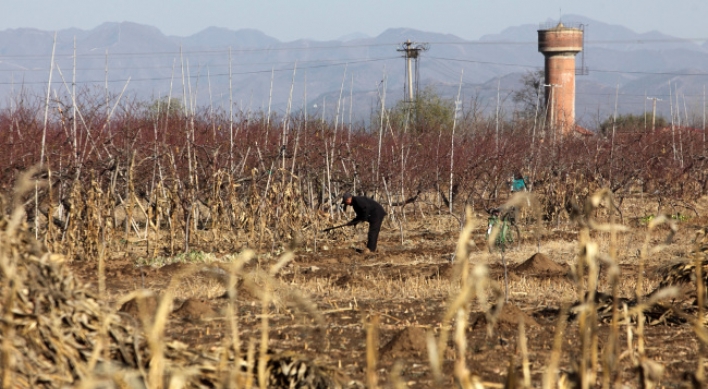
top-left (64, 201), bottom-right (708, 388)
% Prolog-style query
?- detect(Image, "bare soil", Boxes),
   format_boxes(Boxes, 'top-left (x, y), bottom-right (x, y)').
top-left (67, 214), bottom-right (707, 388)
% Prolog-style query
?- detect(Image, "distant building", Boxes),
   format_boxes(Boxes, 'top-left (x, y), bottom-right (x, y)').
top-left (538, 22), bottom-right (583, 135)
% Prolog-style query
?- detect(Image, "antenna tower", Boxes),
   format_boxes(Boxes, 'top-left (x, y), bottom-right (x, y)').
top-left (397, 40), bottom-right (429, 103)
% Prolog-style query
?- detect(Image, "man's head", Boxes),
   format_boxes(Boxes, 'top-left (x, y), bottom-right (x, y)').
top-left (342, 192), bottom-right (353, 205)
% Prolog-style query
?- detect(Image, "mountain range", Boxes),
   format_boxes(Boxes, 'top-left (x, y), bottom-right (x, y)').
top-left (2, 14), bottom-right (708, 128)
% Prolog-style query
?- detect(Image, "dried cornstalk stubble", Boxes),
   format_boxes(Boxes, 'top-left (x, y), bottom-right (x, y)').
top-left (0, 168), bottom-right (359, 389)
top-left (209, 170), bottom-right (225, 242)
top-left (429, 206), bottom-right (505, 386)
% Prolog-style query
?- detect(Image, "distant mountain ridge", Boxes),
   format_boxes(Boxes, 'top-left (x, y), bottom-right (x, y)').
top-left (1, 15), bottom-right (707, 128)
top-left (175, 27), bottom-right (280, 48)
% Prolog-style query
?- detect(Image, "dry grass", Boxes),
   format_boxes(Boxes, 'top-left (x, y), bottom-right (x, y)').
top-left (2, 167), bottom-right (708, 388)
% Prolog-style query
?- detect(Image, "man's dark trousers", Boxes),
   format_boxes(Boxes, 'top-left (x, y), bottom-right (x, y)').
top-left (347, 195), bottom-right (386, 252)
top-left (367, 214), bottom-right (384, 252)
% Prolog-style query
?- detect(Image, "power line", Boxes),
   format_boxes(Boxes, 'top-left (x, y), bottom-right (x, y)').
top-left (0, 57), bottom-right (397, 86)
top-left (3, 48), bottom-right (708, 99)
top-left (0, 36), bottom-right (705, 61)
top-left (431, 37), bottom-right (708, 45)
top-left (589, 69), bottom-right (708, 76)
top-left (1, 38), bottom-right (706, 94)
top-left (427, 56), bottom-right (538, 70)
top-left (0, 43), bottom-right (403, 61)
top-left (427, 56), bottom-right (708, 77)
top-left (0, 55), bottom-right (399, 74)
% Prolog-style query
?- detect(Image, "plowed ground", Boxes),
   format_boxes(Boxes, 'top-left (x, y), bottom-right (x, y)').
top-left (68, 214), bottom-right (706, 388)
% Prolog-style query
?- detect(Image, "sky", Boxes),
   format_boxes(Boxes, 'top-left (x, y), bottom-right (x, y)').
top-left (4, 0), bottom-right (708, 42)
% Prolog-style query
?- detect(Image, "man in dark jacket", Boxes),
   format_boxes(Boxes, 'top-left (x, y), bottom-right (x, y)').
top-left (342, 193), bottom-right (386, 253)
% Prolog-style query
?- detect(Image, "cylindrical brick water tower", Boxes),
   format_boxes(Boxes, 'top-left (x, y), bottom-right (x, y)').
top-left (538, 22), bottom-right (583, 134)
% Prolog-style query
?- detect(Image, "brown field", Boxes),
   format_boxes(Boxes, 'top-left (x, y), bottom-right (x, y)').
top-left (3, 94), bottom-right (708, 387)
top-left (43, 192), bottom-right (708, 388)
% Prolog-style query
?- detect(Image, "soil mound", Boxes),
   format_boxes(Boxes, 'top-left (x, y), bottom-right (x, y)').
top-left (514, 253), bottom-right (566, 276)
top-left (472, 303), bottom-right (539, 329)
top-left (379, 326), bottom-right (428, 360)
top-left (119, 293), bottom-right (160, 319)
top-left (496, 303), bottom-right (539, 328)
top-left (173, 298), bottom-right (217, 322)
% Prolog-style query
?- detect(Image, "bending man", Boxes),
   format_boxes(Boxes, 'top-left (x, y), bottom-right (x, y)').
top-left (342, 193), bottom-right (387, 253)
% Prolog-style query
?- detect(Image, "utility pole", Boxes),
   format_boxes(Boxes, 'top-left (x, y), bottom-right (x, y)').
top-left (543, 83), bottom-right (561, 134)
top-left (496, 78), bottom-right (501, 155)
top-left (397, 40), bottom-right (429, 103)
top-left (610, 82), bottom-right (619, 186)
top-left (647, 96), bottom-right (662, 132)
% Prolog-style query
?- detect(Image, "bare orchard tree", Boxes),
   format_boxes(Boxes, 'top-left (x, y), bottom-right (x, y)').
top-left (512, 69), bottom-right (545, 121)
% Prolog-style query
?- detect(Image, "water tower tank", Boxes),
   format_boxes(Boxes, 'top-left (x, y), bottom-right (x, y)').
top-left (538, 22), bottom-right (583, 133)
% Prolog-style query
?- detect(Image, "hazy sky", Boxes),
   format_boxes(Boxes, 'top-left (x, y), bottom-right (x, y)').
top-left (4, 0), bottom-right (707, 41)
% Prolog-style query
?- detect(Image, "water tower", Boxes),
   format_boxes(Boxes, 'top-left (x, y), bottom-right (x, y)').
top-left (538, 22), bottom-right (584, 133)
